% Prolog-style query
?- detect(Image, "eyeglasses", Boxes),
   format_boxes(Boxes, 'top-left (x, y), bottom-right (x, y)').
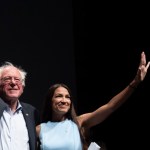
top-left (1, 76), bottom-right (23, 84)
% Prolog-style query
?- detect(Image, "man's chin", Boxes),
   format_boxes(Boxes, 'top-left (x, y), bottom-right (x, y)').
top-left (6, 96), bottom-right (18, 101)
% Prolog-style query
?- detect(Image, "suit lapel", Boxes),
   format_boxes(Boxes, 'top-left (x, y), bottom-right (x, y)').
top-left (21, 103), bottom-right (36, 150)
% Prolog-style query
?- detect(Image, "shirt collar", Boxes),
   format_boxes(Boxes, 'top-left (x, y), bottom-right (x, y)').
top-left (5, 100), bottom-right (22, 113)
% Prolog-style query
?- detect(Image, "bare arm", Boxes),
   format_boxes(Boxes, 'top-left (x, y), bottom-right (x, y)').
top-left (77, 51), bottom-right (150, 129)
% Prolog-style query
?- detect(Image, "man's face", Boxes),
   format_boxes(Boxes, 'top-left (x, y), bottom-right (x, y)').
top-left (0, 66), bottom-right (24, 102)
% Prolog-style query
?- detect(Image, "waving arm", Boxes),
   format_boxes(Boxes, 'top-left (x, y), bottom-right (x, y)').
top-left (78, 51), bottom-right (150, 129)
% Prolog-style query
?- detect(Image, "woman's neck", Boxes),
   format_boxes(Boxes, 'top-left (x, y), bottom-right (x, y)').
top-left (52, 115), bottom-right (67, 122)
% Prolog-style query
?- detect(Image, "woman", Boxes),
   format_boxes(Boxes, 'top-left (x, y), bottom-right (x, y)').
top-left (36, 51), bottom-right (150, 150)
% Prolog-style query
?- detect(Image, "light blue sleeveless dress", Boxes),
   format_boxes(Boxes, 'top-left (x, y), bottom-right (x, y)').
top-left (39, 119), bottom-right (83, 150)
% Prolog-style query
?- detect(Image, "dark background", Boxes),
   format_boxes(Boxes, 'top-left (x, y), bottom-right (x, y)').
top-left (1, 0), bottom-right (150, 149)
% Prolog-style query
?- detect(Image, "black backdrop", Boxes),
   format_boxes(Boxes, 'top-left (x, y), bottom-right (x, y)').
top-left (0, 0), bottom-right (77, 109)
top-left (73, 1), bottom-right (150, 149)
top-left (1, 0), bottom-right (150, 149)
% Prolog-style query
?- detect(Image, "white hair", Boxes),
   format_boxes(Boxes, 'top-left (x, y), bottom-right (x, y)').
top-left (0, 61), bottom-right (27, 86)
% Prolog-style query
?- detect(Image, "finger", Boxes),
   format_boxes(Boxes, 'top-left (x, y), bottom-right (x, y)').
top-left (145, 61), bottom-right (150, 70)
top-left (140, 51), bottom-right (146, 66)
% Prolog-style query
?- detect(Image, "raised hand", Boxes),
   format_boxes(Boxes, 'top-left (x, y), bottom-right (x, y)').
top-left (135, 51), bottom-right (150, 82)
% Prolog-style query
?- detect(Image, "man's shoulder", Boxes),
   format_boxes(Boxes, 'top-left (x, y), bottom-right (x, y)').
top-left (20, 102), bottom-right (37, 110)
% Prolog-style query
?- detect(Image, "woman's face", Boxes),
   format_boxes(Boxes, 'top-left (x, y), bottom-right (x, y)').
top-left (51, 86), bottom-right (71, 116)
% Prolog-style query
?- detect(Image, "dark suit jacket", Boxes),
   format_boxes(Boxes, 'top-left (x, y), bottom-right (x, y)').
top-left (0, 98), bottom-right (40, 150)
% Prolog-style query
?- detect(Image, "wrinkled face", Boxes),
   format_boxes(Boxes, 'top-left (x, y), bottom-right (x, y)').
top-left (52, 86), bottom-right (71, 116)
top-left (0, 66), bottom-right (24, 102)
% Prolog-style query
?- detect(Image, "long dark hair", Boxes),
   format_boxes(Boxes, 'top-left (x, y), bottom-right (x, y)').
top-left (40, 83), bottom-right (89, 150)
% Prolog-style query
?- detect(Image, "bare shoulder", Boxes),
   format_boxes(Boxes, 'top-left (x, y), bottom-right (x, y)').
top-left (77, 113), bottom-right (92, 128)
top-left (36, 124), bottom-right (41, 137)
